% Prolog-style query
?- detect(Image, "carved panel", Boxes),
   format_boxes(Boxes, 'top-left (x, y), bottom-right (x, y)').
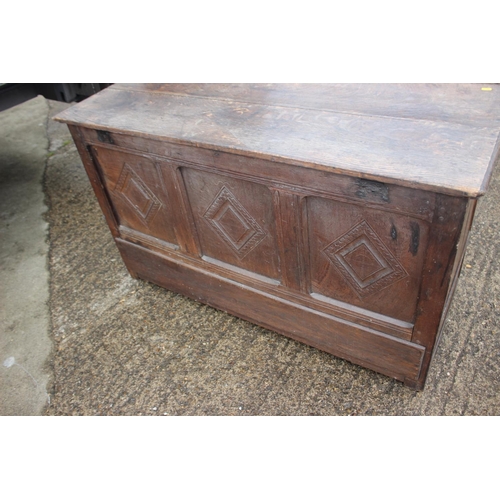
top-left (307, 196), bottom-right (429, 323)
top-left (115, 163), bottom-right (162, 226)
top-left (89, 146), bottom-right (178, 246)
top-left (203, 186), bottom-right (266, 259)
top-left (323, 220), bottom-right (408, 297)
top-left (181, 167), bottom-right (281, 281)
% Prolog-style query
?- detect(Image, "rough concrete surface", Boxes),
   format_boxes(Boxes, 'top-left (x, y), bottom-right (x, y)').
top-left (0, 96), bottom-right (51, 415)
top-left (1, 96), bottom-right (499, 416)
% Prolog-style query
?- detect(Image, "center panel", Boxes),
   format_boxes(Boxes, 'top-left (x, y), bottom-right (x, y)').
top-left (180, 167), bottom-right (282, 282)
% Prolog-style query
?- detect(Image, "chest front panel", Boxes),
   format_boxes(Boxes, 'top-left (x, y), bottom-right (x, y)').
top-left (83, 134), bottom-right (438, 343)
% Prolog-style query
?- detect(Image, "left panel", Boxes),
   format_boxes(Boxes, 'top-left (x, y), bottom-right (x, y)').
top-left (88, 145), bottom-right (178, 248)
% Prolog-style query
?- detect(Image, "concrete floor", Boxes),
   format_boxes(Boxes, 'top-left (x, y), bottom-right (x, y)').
top-left (0, 96), bottom-right (51, 415)
top-left (1, 96), bottom-right (499, 415)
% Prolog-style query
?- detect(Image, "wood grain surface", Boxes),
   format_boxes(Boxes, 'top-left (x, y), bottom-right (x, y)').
top-left (55, 83), bottom-right (500, 197)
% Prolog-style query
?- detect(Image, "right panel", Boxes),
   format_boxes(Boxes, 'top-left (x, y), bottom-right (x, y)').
top-left (307, 196), bottom-right (429, 323)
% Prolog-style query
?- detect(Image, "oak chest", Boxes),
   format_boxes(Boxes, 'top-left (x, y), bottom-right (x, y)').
top-left (55, 83), bottom-right (500, 390)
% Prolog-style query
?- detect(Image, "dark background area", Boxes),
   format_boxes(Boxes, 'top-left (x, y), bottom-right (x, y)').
top-left (0, 83), bottom-right (111, 112)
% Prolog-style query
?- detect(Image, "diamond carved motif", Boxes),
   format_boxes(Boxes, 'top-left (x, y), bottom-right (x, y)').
top-left (114, 163), bottom-right (162, 226)
top-left (323, 220), bottom-right (408, 297)
top-left (203, 186), bottom-right (266, 259)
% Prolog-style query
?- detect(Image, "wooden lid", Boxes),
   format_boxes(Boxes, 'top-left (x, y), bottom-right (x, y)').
top-left (54, 83), bottom-right (500, 197)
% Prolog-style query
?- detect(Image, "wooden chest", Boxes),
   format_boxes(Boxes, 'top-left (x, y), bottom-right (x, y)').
top-left (55, 83), bottom-right (500, 390)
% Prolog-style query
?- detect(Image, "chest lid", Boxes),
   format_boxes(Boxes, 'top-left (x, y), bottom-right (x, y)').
top-left (54, 83), bottom-right (500, 198)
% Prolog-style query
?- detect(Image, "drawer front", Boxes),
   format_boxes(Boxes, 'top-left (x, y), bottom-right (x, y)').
top-left (117, 237), bottom-right (426, 385)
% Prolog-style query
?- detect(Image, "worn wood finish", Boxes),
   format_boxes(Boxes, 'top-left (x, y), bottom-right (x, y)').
top-left (113, 83), bottom-right (500, 127)
top-left (56, 84), bottom-right (500, 390)
top-left (57, 84), bottom-right (500, 197)
top-left (116, 238), bottom-right (426, 383)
